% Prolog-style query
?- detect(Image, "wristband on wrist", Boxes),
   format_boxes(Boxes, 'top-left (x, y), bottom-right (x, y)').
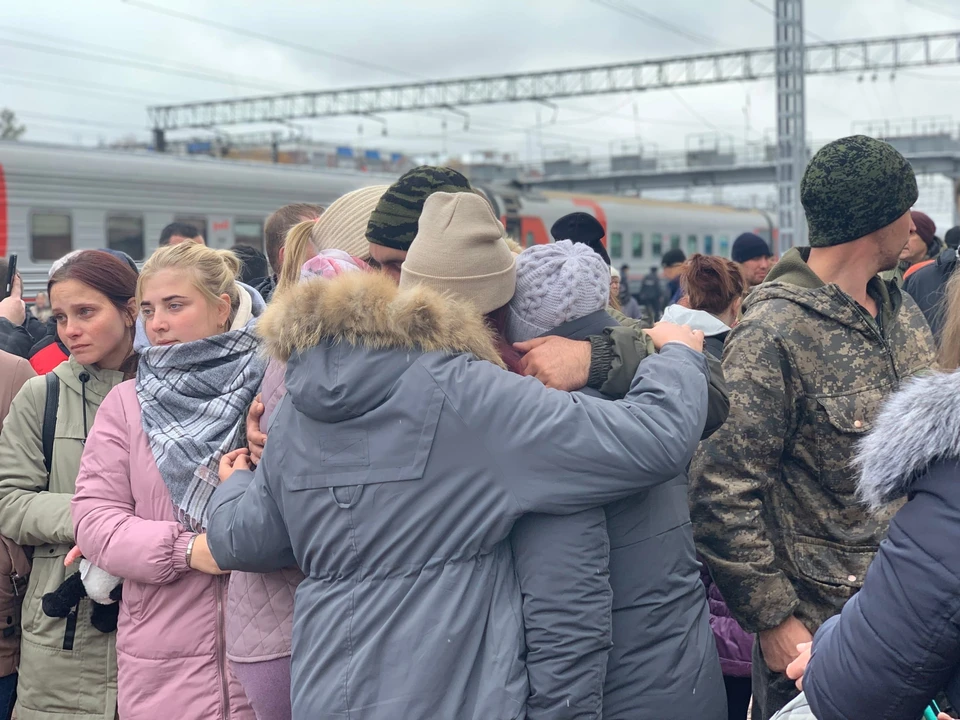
top-left (185, 534), bottom-right (198, 570)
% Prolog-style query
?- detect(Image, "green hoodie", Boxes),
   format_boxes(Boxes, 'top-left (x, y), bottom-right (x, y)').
top-left (690, 246), bottom-right (935, 634)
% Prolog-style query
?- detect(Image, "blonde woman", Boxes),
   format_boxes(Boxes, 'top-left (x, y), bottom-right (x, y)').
top-left (71, 243), bottom-right (264, 719)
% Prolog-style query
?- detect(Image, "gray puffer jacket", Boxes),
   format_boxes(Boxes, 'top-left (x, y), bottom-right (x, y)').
top-left (205, 272), bottom-right (709, 720)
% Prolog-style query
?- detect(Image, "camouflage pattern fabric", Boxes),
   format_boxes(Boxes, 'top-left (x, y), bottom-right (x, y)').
top-left (690, 248), bottom-right (936, 718)
top-left (365, 165), bottom-right (472, 250)
top-left (801, 135), bottom-right (918, 248)
top-left (690, 247), bottom-right (935, 629)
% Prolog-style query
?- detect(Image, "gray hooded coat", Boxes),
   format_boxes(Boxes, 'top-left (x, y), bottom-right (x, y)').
top-left (206, 272), bottom-right (710, 720)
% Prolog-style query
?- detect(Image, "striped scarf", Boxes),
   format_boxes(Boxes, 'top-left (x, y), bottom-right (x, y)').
top-left (136, 325), bottom-right (266, 532)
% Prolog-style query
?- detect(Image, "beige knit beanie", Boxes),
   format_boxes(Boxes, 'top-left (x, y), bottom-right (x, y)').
top-left (399, 192), bottom-right (517, 314)
top-left (313, 185), bottom-right (389, 260)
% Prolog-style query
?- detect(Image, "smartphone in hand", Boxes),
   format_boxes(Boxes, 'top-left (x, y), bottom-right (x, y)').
top-left (3, 254), bottom-right (17, 300)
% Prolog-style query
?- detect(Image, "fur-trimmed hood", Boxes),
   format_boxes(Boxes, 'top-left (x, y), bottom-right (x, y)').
top-left (257, 270), bottom-right (503, 368)
top-left (856, 370), bottom-right (958, 509)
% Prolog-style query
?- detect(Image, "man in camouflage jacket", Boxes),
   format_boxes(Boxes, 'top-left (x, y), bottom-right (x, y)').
top-left (690, 135), bottom-right (937, 720)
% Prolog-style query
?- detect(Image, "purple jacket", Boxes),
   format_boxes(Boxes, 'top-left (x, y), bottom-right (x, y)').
top-left (699, 557), bottom-right (753, 677)
top-left (227, 359), bottom-right (305, 662)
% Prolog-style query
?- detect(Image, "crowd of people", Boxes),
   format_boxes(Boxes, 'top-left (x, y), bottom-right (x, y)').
top-left (0, 133), bottom-right (958, 720)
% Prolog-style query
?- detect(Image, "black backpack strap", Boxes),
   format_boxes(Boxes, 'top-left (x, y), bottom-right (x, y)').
top-left (42, 372), bottom-right (60, 477)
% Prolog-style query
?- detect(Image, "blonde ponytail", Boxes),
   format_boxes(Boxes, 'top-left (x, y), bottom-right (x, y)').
top-left (276, 220), bottom-right (320, 294)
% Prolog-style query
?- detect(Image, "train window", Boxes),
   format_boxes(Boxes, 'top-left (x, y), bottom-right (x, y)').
top-left (670, 234), bottom-right (681, 251)
top-left (652, 233), bottom-right (663, 257)
top-left (631, 233), bottom-right (643, 258)
top-left (609, 232), bottom-right (623, 258)
top-left (719, 235), bottom-right (730, 256)
top-left (687, 235), bottom-right (698, 254)
top-left (175, 215), bottom-right (208, 240)
top-left (234, 218), bottom-right (265, 251)
top-left (704, 234), bottom-right (714, 255)
top-left (526, 231), bottom-right (535, 248)
top-left (107, 213), bottom-right (145, 261)
top-left (30, 212), bottom-right (72, 261)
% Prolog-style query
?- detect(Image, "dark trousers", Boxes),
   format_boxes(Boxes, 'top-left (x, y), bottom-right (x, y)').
top-left (724, 675), bottom-right (752, 720)
top-left (0, 673), bottom-right (16, 720)
top-left (751, 638), bottom-right (799, 720)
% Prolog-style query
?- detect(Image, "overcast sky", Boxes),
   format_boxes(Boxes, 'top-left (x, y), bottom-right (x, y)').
top-left (4, 0), bottom-right (960, 226)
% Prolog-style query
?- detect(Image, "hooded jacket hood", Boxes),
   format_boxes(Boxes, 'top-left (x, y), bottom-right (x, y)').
top-left (745, 247), bottom-right (902, 336)
top-left (53, 355), bottom-right (124, 402)
top-left (257, 271), bottom-right (503, 422)
top-left (661, 305), bottom-right (731, 337)
top-left (856, 370), bottom-right (959, 510)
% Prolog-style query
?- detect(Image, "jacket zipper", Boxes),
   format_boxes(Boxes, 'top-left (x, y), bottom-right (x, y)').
top-left (841, 294), bottom-right (900, 381)
top-left (62, 602), bottom-right (78, 650)
top-left (217, 574), bottom-right (230, 718)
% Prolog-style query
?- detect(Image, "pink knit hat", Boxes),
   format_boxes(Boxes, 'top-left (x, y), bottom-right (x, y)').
top-left (300, 249), bottom-right (370, 281)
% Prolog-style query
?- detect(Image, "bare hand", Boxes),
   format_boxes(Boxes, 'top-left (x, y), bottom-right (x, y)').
top-left (786, 641), bottom-right (812, 690)
top-left (187, 533), bottom-right (228, 575)
top-left (219, 448), bottom-right (251, 482)
top-left (246, 394), bottom-right (266, 464)
top-left (760, 616), bottom-right (813, 673)
top-left (643, 322), bottom-right (704, 353)
top-left (0, 274), bottom-right (25, 326)
top-left (513, 336), bottom-right (591, 391)
top-left (64, 545), bottom-right (83, 567)
top-left (937, 713), bottom-right (955, 720)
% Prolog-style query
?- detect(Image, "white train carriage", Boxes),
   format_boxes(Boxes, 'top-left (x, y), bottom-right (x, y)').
top-left (0, 141), bottom-right (775, 298)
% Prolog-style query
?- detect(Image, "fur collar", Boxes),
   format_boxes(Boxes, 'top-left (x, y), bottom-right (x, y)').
top-left (857, 370), bottom-right (960, 509)
top-left (257, 270), bottom-right (505, 368)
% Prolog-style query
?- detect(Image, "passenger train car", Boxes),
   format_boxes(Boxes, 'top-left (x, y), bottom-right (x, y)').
top-left (0, 141), bottom-right (775, 297)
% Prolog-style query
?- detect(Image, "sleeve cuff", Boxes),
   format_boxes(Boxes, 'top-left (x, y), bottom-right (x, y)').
top-left (734, 573), bottom-right (801, 633)
top-left (171, 531), bottom-right (197, 574)
top-left (587, 334), bottom-right (614, 389)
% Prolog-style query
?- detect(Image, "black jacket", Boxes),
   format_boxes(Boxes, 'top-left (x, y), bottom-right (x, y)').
top-left (0, 315), bottom-right (48, 359)
top-left (804, 370), bottom-right (960, 719)
top-left (552, 309), bottom-right (726, 720)
top-left (903, 248), bottom-right (957, 344)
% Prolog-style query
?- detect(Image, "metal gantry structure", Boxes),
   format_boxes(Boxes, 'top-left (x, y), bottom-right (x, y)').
top-left (775, 0), bottom-right (807, 249)
top-left (148, 30), bottom-right (960, 136)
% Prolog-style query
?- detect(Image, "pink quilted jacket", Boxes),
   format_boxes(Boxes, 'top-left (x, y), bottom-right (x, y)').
top-left (227, 360), bottom-right (306, 662)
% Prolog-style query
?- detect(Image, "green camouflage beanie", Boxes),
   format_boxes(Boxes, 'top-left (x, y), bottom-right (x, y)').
top-left (366, 166), bottom-right (473, 250)
top-left (801, 135), bottom-right (918, 248)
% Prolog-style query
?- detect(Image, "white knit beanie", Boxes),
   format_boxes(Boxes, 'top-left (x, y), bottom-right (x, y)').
top-left (505, 240), bottom-right (611, 343)
top-left (313, 185), bottom-right (389, 260)
top-left (399, 192), bottom-right (516, 314)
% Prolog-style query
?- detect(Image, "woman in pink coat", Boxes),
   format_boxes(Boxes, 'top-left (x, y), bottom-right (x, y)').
top-left (71, 243), bottom-right (265, 719)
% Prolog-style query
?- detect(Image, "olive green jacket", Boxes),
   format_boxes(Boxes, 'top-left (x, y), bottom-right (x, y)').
top-left (0, 358), bottom-right (120, 720)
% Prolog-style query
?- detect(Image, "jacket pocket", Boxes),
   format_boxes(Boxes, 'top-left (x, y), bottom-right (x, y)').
top-left (286, 388), bottom-right (444, 493)
top-left (791, 535), bottom-right (875, 598)
top-left (20, 546), bottom-right (70, 648)
top-left (814, 388), bottom-right (884, 493)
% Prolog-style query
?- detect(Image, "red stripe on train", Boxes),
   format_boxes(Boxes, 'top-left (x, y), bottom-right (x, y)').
top-left (0, 164), bottom-right (7, 257)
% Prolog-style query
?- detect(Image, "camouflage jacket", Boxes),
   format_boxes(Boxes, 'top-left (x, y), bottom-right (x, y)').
top-left (689, 248), bottom-right (936, 635)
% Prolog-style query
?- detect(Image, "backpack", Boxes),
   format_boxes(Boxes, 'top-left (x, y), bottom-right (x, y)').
top-left (638, 274), bottom-right (662, 303)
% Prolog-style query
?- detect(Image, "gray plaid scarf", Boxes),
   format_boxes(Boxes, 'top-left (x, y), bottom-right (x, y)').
top-left (137, 324), bottom-right (266, 532)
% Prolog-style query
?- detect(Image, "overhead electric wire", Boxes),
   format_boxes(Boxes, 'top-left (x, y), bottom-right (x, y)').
top-left (0, 26), bottom-right (291, 93)
top-left (904, 0), bottom-right (960, 21)
top-left (589, 0), bottom-right (725, 48)
top-left (14, 110), bottom-right (147, 131)
top-left (120, 0), bottom-right (424, 80)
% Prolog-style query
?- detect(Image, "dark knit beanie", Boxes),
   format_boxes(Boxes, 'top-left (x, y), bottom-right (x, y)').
top-left (731, 232), bottom-right (772, 264)
top-left (945, 226), bottom-right (960, 250)
top-left (801, 135), bottom-right (918, 248)
top-left (662, 248), bottom-right (686, 267)
top-left (366, 166), bottom-right (472, 250)
top-left (550, 212), bottom-right (611, 266)
top-left (911, 211), bottom-right (937, 252)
